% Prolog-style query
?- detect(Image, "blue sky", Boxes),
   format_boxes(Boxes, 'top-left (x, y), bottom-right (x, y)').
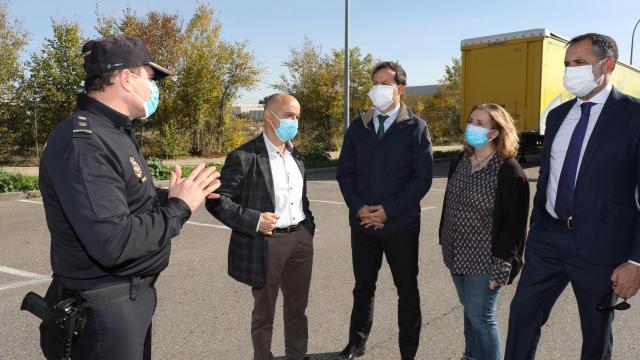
top-left (5, 0), bottom-right (640, 103)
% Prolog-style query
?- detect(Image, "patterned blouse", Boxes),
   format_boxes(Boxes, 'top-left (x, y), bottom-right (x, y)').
top-left (440, 153), bottom-right (512, 286)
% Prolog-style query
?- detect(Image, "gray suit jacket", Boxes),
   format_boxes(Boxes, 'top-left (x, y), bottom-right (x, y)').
top-left (206, 134), bottom-right (315, 288)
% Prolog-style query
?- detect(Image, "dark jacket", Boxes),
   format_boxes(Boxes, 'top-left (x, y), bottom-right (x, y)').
top-left (531, 88), bottom-right (640, 265)
top-left (336, 103), bottom-right (433, 235)
top-left (39, 95), bottom-right (191, 286)
top-left (439, 151), bottom-right (530, 284)
top-left (206, 134), bottom-right (315, 288)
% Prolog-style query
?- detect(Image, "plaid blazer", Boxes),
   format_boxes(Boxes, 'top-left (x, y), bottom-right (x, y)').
top-left (206, 134), bottom-right (315, 288)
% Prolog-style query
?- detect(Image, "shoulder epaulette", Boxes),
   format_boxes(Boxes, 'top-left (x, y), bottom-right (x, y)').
top-left (72, 114), bottom-right (94, 138)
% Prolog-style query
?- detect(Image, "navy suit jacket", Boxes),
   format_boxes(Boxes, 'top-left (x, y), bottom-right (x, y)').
top-left (531, 87), bottom-right (640, 266)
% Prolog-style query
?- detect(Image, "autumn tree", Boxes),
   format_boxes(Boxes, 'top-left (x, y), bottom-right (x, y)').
top-left (96, 5), bottom-right (262, 157)
top-left (96, 7), bottom-right (186, 155)
top-left (276, 39), bottom-right (374, 157)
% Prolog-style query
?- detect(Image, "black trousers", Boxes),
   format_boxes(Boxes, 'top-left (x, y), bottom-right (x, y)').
top-left (348, 225), bottom-right (422, 359)
top-left (44, 278), bottom-right (156, 360)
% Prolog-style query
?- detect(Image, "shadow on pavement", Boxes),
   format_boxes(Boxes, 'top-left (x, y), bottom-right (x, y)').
top-left (273, 353), bottom-right (342, 360)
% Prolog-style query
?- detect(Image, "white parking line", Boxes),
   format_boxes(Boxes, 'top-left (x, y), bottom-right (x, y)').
top-left (422, 206), bottom-right (437, 211)
top-left (0, 278), bottom-right (50, 291)
top-left (17, 199), bottom-right (43, 204)
top-left (15, 199), bottom-right (231, 231)
top-left (0, 266), bottom-right (49, 280)
top-left (0, 266), bottom-right (50, 291)
top-left (186, 221), bottom-right (229, 230)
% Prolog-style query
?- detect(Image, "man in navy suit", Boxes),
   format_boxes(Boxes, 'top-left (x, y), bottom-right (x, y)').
top-left (505, 33), bottom-right (640, 359)
top-left (336, 62), bottom-right (432, 360)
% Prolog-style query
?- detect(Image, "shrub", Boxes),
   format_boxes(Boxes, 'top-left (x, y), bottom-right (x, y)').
top-left (147, 157), bottom-right (172, 180)
top-left (298, 142), bottom-right (331, 162)
top-left (0, 170), bottom-right (39, 192)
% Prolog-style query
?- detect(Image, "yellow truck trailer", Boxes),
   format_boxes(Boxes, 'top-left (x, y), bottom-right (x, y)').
top-left (460, 28), bottom-right (640, 150)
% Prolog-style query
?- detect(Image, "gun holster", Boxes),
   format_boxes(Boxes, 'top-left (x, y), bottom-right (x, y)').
top-left (21, 275), bottom-right (156, 359)
top-left (21, 289), bottom-right (86, 360)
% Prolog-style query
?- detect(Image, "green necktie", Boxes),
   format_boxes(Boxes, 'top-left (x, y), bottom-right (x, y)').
top-left (376, 114), bottom-right (389, 140)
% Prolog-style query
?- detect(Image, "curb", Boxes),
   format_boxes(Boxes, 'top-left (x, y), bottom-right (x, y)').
top-left (0, 191), bottom-right (40, 201)
top-left (0, 192), bottom-right (28, 201)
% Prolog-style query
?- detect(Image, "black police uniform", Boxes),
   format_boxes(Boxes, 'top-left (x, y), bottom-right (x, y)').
top-left (39, 94), bottom-right (191, 359)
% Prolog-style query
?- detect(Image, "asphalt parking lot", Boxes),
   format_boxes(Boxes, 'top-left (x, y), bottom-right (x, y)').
top-left (1, 159), bottom-right (639, 359)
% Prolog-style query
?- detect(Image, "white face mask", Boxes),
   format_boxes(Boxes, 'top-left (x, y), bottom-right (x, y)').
top-left (563, 59), bottom-right (605, 97)
top-left (367, 85), bottom-right (396, 111)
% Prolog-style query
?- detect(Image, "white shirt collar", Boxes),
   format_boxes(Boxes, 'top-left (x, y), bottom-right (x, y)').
top-left (576, 84), bottom-right (612, 106)
top-left (374, 103), bottom-right (401, 122)
top-left (262, 132), bottom-right (287, 156)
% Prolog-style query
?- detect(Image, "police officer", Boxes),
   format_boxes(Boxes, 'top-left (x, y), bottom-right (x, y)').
top-left (38, 35), bottom-right (220, 359)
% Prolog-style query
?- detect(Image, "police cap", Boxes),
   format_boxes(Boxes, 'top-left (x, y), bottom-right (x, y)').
top-left (82, 35), bottom-right (173, 80)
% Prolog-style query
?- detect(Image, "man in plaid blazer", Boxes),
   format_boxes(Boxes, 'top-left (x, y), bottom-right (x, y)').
top-left (206, 93), bottom-right (315, 360)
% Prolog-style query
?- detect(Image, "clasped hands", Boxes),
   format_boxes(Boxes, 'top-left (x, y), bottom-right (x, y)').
top-left (357, 205), bottom-right (388, 230)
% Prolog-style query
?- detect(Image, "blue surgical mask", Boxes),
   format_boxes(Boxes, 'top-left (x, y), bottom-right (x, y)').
top-left (131, 74), bottom-right (160, 119)
top-left (270, 110), bottom-right (299, 142)
top-left (464, 124), bottom-right (494, 149)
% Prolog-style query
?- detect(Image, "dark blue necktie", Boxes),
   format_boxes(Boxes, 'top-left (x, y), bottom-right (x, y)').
top-left (554, 102), bottom-right (595, 219)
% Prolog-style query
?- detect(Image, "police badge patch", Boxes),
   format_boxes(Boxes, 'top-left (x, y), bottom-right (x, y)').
top-left (129, 156), bottom-right (147, 183)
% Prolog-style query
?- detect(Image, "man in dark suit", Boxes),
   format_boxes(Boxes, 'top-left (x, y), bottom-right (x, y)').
top-left (336, 62), bottom-right (433, 360)
top-left (206, 93), bottom-right (315, 360)
top-left (505, 33), bottom-right (640, 359)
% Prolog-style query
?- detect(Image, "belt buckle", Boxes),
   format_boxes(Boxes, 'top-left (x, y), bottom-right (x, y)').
top-left (566, 217), bottom-right (574, 230)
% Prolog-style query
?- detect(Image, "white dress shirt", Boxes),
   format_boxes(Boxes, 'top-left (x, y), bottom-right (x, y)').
top-left (545, 84), bottom-right (612, 218)
top-left (373, 103), bottom-right (401, 133)
top-left (261, 133), bottom-right (305, 228)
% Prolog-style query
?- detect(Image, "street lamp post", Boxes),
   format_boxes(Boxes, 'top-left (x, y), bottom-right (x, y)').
top-left (343, 0), bottom-right (350, 134)
top-left (632, 17), bottom-right (640, 65)
top-left (34, 113), bottom-right (39, 159)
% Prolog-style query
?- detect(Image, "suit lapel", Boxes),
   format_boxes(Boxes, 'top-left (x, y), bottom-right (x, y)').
top-left (255, 134), bottom-right (276, 207)
top-left (291, 146), bottom-right (305, 176)
top-left (377, 103), bottom-right (412, 139)
top-left (576, 88), bottom-right (623, 181)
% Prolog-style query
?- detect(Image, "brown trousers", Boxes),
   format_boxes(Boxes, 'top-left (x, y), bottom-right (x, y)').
top-left (251, 226), bottom-right (314, 360)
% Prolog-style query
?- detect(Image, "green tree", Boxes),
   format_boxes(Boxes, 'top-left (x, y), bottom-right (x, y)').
top-left (275, 39), bottom-right (374, 156)
top-left (175, 4), bottom-right (224, 156)
top-left (406, 58), bottom-right (461, 145)
top-left (214, 40), bottom-right (262, 152)
top-left (175, 4), bottom-right (262, 157)
top-left (0, 2), bottom-right (28, 160)
top-left (14, 19), bottom-right (84, 157)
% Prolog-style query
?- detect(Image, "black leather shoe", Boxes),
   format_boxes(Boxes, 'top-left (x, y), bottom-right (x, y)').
top-left (338, 343), bottom-right (366, 359)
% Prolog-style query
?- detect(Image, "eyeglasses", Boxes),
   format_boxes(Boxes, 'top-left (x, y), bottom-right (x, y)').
top-left (596, 289), bottom-right (631, 312)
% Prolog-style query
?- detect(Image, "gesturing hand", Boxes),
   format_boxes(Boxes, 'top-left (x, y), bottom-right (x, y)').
top-left (259, 212), bottom-right (280, 235)
top-left (168, 164), bottom-right (221, 212)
